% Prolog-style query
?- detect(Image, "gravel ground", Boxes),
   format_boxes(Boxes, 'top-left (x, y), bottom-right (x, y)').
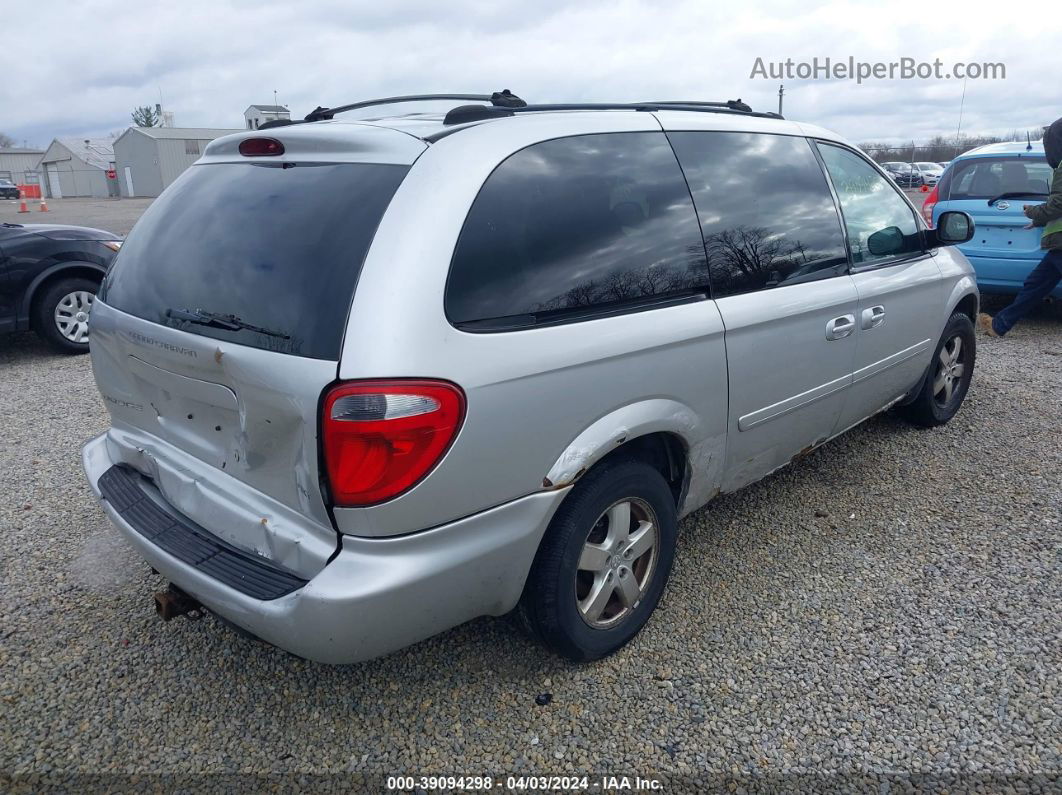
top-left (1, 297), bottom-right (1060, 793)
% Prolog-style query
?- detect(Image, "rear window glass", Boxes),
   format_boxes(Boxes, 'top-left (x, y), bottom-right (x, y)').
top-left (100, 161), bottom-right (408, 359)
top-left (939, 156), bottom-right (1051, 201)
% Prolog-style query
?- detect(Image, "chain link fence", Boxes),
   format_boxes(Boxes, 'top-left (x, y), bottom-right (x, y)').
top-left (860, 128), bottom-right (1047, 165)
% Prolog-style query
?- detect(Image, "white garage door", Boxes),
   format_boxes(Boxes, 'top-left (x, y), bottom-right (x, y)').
top-left (45, 164), bottom-right (62, 199)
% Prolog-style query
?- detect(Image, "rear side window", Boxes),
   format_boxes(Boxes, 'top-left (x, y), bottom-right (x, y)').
top-left (668, 131), bottom-right (848, 298)
top-left (101, 162), bottom-right (408, 359)
top-left (939, 156), bottom-right (1052, 201)
top-left (445, 132), bottom-right (709, 329)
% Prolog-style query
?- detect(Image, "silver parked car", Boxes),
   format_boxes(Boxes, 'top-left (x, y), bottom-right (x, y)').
top-left (82, 94), bottom-right (979, 664)
top-left (914, 162), bottom-right (945, 186)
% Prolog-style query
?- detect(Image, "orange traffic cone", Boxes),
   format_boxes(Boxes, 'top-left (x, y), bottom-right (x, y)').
top-left (17, 193), bottom-right (29, 213)
top-left (38, 196), bottom-right (49, 212)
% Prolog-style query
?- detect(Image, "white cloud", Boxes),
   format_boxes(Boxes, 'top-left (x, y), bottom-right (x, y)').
top-left (1, 0), bottom-right (1058, 148)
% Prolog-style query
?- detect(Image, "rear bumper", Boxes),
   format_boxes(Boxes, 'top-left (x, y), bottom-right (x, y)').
top-left (967, 254), bottom-right (1062, 297)
top-left (83, 433), bottom-right (568, 663)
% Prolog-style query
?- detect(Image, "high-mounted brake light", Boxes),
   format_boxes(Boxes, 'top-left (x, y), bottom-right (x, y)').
top-left (321, 380), bottom-right (465, 507)
top-left (922, 185), bottom-right (939, 227)
top-left (239, 137), bottom-right (284, 157)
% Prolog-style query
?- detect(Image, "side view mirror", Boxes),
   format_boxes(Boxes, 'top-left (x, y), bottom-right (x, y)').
top-left (928, 211), bottom-right (975, 247)
top-left (867, 226), bottom-right (905, 256)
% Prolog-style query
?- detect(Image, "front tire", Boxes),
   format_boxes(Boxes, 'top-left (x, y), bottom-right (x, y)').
top-left (33, 277), bottom-right (98, 354)
top-left (897, 311), bottom-right (976, 427)
top-left (519, 457), bottom-right (678, 662)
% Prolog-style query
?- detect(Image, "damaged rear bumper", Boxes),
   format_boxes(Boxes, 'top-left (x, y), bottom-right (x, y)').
top-left (83, 433), bottom-right (568, 663)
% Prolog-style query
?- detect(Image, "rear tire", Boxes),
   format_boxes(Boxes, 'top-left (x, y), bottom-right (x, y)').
top-left (519, 457), bottom-right (677, 662)
top-left (897, 312), bottom-right (975, 427)
top-left (33, 276), bottom-right (98, 354)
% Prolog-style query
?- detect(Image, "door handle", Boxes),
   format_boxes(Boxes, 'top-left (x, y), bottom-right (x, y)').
top-left (825, 314), bottom-right (856, 341)
top-left (861, 305), bottom-right (886, 330)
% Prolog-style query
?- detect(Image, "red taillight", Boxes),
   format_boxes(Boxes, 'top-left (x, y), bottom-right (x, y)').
top-left (922, 185), bottom-right (939, 227)
top-left (321, 380), bottom-right (465, 507)
top-left (239, 137), bottom-right (284, 157)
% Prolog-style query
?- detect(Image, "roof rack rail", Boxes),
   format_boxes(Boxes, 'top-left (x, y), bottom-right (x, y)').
top-left (647, 99), bottom-right (755, 112)
top-left (440, 100), bottom-right (783, 126)
top-left (305, 90), bottom-right (526, 122)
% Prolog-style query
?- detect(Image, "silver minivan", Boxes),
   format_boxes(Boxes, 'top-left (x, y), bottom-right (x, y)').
top-left (82, 95), bottom-right (979, 663)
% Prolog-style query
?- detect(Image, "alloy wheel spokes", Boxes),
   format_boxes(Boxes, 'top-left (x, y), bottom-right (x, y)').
top-left (575, 498), bottom-right (660, 628)
top-left (605, 501), bottom-right (631, 546)
top-left (932, 334), bottom-right (964, 406)
top-left (580, 577), bottom-right (616, 623)
top-left (578, 542), bottom-right (610, 573)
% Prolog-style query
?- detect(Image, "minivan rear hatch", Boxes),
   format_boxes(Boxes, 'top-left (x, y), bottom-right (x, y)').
top-left (89, 125), bottom-right (420, 576)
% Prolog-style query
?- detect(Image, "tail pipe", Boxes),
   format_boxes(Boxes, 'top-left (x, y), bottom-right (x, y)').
top-left (154, 584), bottom-right (203, 621)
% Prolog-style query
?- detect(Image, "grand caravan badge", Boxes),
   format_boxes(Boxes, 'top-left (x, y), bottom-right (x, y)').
top-left (126, 330), bottom-right (198, 358)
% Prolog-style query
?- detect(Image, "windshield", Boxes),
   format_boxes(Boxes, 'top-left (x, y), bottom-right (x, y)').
top-left (938, 156), bottom-right (1051, 201)
top-left (100, 161), bottom-right (408, 359)
top-left (916, 163), bottom-right (941, 171)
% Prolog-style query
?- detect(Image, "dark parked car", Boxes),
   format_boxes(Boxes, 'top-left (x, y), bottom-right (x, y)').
top-left (0, 179), bottom-right (21, 200)
top-left (881, 162), bottom-right (925, 188)
top-left (880, 162), bottom-right (924, 187)
top-left (0, 222), bottom-right (122, 353)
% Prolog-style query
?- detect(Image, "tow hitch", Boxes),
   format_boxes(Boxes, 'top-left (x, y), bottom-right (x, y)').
top-left (154, 584), bottom-right (203, 621)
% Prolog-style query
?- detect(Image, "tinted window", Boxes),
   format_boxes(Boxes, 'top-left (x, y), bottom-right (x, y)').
top-left (938, 156), bottom-right (1052, 200)
top-left (101, 161), bottom-right (408, 359)
top-left (668, 132), bottom-right (847, 298)
top-left (446, 133), bottom-right (708, 328)
top-left (817, 144), bottom-right (922, 266)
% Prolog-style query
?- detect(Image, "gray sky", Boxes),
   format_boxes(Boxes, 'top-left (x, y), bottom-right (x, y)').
top-left (3, 0), bottom-right (1058, 148)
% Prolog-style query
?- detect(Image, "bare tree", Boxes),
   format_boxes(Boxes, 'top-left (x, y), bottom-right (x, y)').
top-left (0, 132), bottom-right (16, 148)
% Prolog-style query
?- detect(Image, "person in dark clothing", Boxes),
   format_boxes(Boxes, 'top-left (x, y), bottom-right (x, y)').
top-left (979, 117), bottom-right (1062, 337)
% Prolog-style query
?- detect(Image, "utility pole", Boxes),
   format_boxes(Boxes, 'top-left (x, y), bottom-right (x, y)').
top-left (778, 84), bottom-right (785, 116)
top-left (955, 77), bottom-right (968, 158)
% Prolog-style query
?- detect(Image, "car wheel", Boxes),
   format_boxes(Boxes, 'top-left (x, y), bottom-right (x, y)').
top-left (518, 457), bottom-right (677, 662)
top-left (33, 277), bottom-right (98, 354)
top-left (897, 312), bottom-right (976, 427)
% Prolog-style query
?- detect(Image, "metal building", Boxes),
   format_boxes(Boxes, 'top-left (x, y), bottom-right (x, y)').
top-left (0, 147), bottom-right (44, 193)
top-left (37, 138), bottom-right (117, 198)
top-left (113, 127), bottom-right (241, 198)
top-left (244, 104), bottom-right (291, 130)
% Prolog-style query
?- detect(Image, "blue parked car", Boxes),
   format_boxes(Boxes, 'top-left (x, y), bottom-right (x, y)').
top-left (925, 141), bottom-right (1061, 297)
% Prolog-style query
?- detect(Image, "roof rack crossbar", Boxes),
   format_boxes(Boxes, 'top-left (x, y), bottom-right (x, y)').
top-left (306, 94), bottom-right (495, 122)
